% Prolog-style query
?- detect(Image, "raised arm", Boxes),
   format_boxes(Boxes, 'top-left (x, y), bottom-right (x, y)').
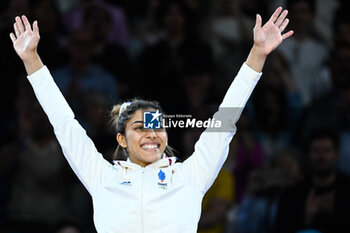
top-left (180, 7), bottom-right (293, 193)
top-left (246, 7), bottom-right (293, 72)
top-left (10, 16), bottom-right (115, 195)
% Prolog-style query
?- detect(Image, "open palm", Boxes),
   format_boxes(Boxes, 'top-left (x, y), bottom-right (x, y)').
top-left (10, 16), bottom-right (40, 61)
top-left (253, 7), bottom-right (293, 56)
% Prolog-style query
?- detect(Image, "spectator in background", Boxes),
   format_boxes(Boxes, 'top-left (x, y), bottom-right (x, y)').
top-left (336, 8), bottom-right (350, 176)
top-left (136, 0), bottom-right (209, 113)
top-left (0, 0), bottom-right (31, 29)
top-left (178, 47), bottom-right (216, 157)
top-left (127, 0), bottom-right (167, 61)
top-left (136, 0), bottom-right (196, 156)
top-left (183, 0), bottom-right (211, 34)
top-left (125, 0), bottom-right (207, 60)
top-left (0, 0), bottom-right (32, 145)
top-left (232, 110), bottom-right (265, 204)
top-left (278, 0), bottom-right (330, 105)
top-left (208, 0), bottom-right (268, 94)
top-left (81, 92), bottom-right (116, 162)
top-left (0, 79), bottom-right (72, 232)
top-left (235, 148), bottom-right (302, 233)
top-left (198, 167), bottom-right (234, 233)
top-left (31, 0), bottom-right (67, 69)
top-left (249, 51), bottom-right (303, 161)
top-left (268, 0), bottom-right (343, 46)
top-left (260, 51), bottom-right (302, 105)
top-left (179, 46), bottom-right (216, 158)
top-left (52, 27), bottom-right (119, 120)
top-left (63, 0), bottom-right (129, 47)
top-left (82, 3), bottom-right (133, 99)
top-left (296, 8), bottom-right (350, 174)
top-left (274, 130), bottom-right (350, 233)
top-left (252, 84), bottom-right (294, 161)
top-left (312, 0), bottom-right (341, 46)
top-left (181, 42), bottom-right (217, 111)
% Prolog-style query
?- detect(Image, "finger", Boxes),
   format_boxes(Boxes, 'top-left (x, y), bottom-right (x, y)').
top-left (33, 21), bottom-right (39, 36)
top-left (9, 33), bottom-right (16, 43)
top-left (254, 14), bottom-right (262, 29)
top-left (268, 7), bottom-right (282, 23)
top-left (22, 15), bottom-right (32, 32)
top-left (15, 16), bottom-right (25, 33)
top-left (275, 10), bottom-right (288, 27)
top-left (14, 22), bottom-right (20, 37)
top-left (282, 30), bottom-right (294, 40)
top-left (279, 18), bottom-right (289, 33)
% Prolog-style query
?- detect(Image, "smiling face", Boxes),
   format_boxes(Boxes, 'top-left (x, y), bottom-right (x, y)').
top-left (117, 109), bottom-right (167, 167)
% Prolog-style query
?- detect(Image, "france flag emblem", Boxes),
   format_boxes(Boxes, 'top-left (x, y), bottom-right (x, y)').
top-left (158, 170), bottom-right (166, 182)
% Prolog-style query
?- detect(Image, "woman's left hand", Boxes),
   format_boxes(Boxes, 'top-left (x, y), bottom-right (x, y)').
top-left (253, 7), bottom-right (293, 56)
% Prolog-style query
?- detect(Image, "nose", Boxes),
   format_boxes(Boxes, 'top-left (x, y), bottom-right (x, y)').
top-left (145, 128), bottom-right (157, 138)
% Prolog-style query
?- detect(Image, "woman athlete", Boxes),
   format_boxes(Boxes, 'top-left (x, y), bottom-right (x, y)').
top-left (10, 7), bottom-right (293, 233)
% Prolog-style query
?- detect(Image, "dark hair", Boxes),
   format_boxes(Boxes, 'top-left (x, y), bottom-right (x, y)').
top-left (305, 129), bottom-right (339, 153)
top-left (110, 98), bottom-right (175, 160)
top-left (287, 0), bottom-right (316, 14)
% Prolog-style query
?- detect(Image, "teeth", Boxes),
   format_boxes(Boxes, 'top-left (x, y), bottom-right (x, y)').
top-left (142, 144), bottom-right (158, 149)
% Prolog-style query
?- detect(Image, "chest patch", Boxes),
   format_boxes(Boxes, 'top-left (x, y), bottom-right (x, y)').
top-left (158, 169), bottom-right (168, 189)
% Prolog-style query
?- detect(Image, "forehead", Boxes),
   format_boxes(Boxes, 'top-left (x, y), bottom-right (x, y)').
top-left (126, 108), bottom-right (156, 126)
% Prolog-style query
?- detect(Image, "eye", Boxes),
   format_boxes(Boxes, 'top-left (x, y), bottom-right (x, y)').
top-left (135, 126), bottom-right (144, 131)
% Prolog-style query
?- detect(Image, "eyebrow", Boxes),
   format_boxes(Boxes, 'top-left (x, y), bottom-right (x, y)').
top-left (131, 120), bottom-right (143, 125)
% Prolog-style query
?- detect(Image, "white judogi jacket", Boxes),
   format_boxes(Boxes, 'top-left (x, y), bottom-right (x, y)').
top-left (27, 63), bottom-right (261, 233)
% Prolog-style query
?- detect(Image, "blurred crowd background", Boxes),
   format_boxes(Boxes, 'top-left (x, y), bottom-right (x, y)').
top-left (0, 0), bottom-right (349, 232)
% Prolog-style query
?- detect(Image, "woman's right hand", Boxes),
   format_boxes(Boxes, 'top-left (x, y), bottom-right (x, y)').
top-left (10, 15), bottom-right (40, 62)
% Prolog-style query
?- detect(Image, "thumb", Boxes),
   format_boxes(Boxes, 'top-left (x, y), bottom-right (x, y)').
top-left (254, 14), bottom-right (262, 30)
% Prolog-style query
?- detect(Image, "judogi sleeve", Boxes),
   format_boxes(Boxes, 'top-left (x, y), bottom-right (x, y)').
top-left (27, 66), bottom-right (115, 195)
top-left (180, 62), bottom-right (262, 194)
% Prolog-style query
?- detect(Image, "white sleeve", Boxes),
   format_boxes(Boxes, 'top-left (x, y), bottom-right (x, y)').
top-left (179, 62), bottom-right (262, 194)
top-left (27, 66), bottom-right (115, 195)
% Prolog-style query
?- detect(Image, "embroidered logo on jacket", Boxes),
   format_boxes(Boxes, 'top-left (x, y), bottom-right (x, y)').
top-left (158, 169), bottom-right (168, 189)
top-left (120, 181), bottom-right (132, 186)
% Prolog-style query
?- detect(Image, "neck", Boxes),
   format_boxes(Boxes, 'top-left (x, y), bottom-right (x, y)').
top-left (129, 156), bottom-right (150, 167)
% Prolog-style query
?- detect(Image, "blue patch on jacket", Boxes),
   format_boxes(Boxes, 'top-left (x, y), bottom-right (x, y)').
top-left (158, 170), bottom-right (166, 181)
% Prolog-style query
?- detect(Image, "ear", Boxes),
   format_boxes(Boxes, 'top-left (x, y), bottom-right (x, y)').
top-left (116, 133), bottom-right (127, 148)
